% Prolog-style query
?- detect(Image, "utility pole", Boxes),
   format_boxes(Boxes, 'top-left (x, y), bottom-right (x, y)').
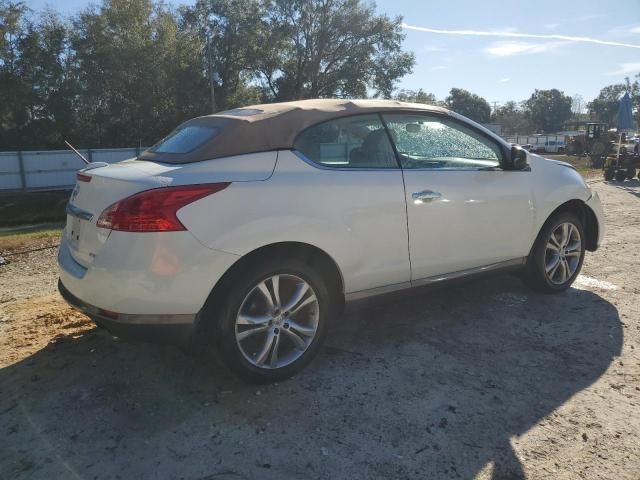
top-left (208, 37), bottom-right (216, 114)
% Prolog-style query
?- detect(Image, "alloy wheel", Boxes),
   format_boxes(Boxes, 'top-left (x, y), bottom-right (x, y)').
top-left (545, 222), bottom-right (582, 285)
top-left (235, 274), bottom-right (319, 369)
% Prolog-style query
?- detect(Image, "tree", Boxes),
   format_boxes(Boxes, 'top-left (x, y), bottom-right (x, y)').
top-left (444, 88), bottom-right (491, 123)
top-left (180, 0), bottom-right (265, 112)
top-left (523, 89), bottom-right (572, 133)
top-left (71, 0), bottom-right (210, 146)
top-left (255, 0), bottom-right (415, 100)
top-left (491, 100), bottom-right (531, 135)
top-left (394, 88), bottom-right (437, 105)
top-left (587, 83), bottom-right (627, 125)
top-left (571, 94), bottom-right (584, 119)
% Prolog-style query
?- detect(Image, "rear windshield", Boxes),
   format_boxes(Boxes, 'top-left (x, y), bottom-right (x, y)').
top-left (149, 125), bottom-right (220, 154)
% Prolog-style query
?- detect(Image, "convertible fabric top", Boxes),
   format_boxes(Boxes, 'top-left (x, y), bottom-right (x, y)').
top-left (139, 99), bottom-right (448, 164)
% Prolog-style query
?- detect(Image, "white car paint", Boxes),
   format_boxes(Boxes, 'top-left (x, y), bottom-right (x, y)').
top-left (58, 110), bottom-right (603, 325)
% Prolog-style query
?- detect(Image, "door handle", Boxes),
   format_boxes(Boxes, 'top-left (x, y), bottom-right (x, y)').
top-left (412, 190), bottom-right (442, 203)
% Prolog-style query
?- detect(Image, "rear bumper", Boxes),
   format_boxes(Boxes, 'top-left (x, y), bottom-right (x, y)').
top-left (58, 279), bottom-right (195, 325)
top-left (57, 229), bottom-right (241, 324)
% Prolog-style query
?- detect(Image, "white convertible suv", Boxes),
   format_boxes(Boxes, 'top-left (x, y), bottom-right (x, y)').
top-left (58, 99), bottom-right (603, 382)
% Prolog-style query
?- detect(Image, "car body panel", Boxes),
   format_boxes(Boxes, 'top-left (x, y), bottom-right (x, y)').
top-left (402, 168), bottom-right (535, 279)
top-left (179, 150), bottom-right (411, 294)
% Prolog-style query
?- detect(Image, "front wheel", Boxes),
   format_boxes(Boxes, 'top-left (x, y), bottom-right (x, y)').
top-left (212, 258), bottom-right (333, 383)
top-left (524, 213), bottom-right (585, 293)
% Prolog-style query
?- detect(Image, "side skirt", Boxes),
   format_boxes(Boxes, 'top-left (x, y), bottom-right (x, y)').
top-left (344, 257), bottom-right (526, 303)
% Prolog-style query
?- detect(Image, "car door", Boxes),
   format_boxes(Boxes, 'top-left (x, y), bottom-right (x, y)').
top-left (291, 114), bottom-right (411, 294)
top-left (382, 112), bottom-right (535, 282)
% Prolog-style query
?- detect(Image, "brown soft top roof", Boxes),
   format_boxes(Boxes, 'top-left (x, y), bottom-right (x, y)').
top-left (139, 99), bottom-right (449, 164)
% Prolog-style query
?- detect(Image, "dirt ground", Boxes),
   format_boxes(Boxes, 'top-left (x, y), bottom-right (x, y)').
top-left (1, 180), bottom-right (639, 480)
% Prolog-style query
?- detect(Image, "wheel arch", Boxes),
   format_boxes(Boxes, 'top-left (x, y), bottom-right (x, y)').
top-left (197, 242), bottom-right (345, 330)
top-left (539, 199), bottom-right (599, 252)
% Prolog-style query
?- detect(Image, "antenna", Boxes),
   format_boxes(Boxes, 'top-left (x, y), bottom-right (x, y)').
top-left (64, 140), bottom-right (90, 165)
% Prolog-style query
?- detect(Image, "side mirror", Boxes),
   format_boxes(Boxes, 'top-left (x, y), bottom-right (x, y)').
top-left (510, 146), bottom-right (529, 170)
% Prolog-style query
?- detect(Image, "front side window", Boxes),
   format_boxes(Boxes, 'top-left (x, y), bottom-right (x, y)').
top-left (294, 115), bottom-right (397, 169)
top-left (149, 125), bottom-right (220, 154)
top-left (382, 114), bottom-right (502, 170)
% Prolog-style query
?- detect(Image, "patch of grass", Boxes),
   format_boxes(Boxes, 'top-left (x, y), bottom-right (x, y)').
top-left (0, 190), bottom-right (70, 227)
top-left (0, 227), bottom-right (62, 253)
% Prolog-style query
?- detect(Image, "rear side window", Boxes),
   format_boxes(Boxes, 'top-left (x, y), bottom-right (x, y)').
top-left (294, 115), bottom-right (397, 169)
top-left (149, 125), bottom-right (220, 154)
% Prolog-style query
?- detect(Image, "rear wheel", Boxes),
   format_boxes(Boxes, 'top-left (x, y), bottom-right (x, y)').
top-left (627, 167), bottom-right (636, 180)
top-left (211, 258), bottom-right (333, 383)
top-left (525, 212), bottom-right (585, 293)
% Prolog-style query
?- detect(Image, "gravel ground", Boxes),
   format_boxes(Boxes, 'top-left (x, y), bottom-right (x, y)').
top-left (1, 180), bottom-right (639, 480)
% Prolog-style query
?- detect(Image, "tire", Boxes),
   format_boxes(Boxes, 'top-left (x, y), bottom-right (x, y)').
top-left (627, 167), bottom-right (636, 180)
top-left (615, 170), bottom-right (627, 182)
top-left (208, 257), bottom-right (333, 383)
top-left (604, 167), bottom-right (615, 181)
top-left (524, 212), bottom-right (585, 293)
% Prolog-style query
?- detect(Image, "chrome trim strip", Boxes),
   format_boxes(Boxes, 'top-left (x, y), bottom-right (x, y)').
top-left (66, 203), bottom-right (94, 221)
top-left (345, 258), bottom-right (526, 302)
top-left (345, 281), bottom-right (412, 302)
top-left (58, 280), bottom-right (196, 325)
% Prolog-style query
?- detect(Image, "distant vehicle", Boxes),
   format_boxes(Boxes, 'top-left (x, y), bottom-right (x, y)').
top-left (540, 140), bottom-right (566, 154)
top-left (58, 99), bottom-right (604, 382)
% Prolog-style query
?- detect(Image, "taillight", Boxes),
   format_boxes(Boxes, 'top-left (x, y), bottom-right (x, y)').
top-left (77, 172), bottom-right (92, 182)
top-left (96, 183), bottom-right (230, 232)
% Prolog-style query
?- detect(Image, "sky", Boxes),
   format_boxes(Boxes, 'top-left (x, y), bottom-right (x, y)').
top-left (26, 0), bottom-right (640, 106)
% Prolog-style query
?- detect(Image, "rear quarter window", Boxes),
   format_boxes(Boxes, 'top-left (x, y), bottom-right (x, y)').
top-left (149, 125), bottom-right (220, 154)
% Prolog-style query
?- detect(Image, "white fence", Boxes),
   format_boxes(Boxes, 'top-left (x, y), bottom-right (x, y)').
top-left (0, 148), bottom-right (145, 192)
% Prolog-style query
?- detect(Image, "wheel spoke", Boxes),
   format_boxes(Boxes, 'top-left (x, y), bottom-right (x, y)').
top-left (236, 324), bottom-right (270, 341)
top-left (548, 258), bottom-right (561, 280)
top-left (564, 258), bottom-right (574, 278)
top-left (282, 283), bottom-right (310, 312)
top-left (565, 250), bottom-right (581, 257)
top-left (282, 328), bottom-right (306, 350)
top-left (256, 281), bottom-right (274, 311)
top-left (270, 333), bottom-right (281, 368)
top-left (560, 223), bottom-right (569, 247)
top-left (255, 330), bottom-right (276, 366)
top-left (548, 232), bottom-right (562, 249)
top-left (546, 255), bottom-right (560, 273)
top-left (559, 260), bottom-right (569, 282)
top-left (289, 294), bottom-right (317, 316)
top-left (546, 242), bottom-right (559, 252)
top-left (271, 275), bottom-right (281, 308)
top-left (286, 319), bottom-right (316, 337)
top-left (237, 313), bottom-right (272, 325)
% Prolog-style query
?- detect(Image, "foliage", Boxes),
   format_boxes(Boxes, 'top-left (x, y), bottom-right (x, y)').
top-left (587, 74), bottom-right (639, 127)
top-left (523, 89), bottom-right (572, 133)
top-left (393, 89), bottom-right (437, 105)
top-left (444, 88), bottom-right (491, 123)
top-left (253, 0), bottom-right (414, 100)
top-left (0, 0), bottom-right (414, 150)
top-left (491, 101), bottom-right (532, 135)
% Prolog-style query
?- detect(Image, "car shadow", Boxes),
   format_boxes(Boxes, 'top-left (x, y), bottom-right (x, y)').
top-left (610, 178), bottom-right (640, 198)
top-left (0, 274), bottom-right (622, 480)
